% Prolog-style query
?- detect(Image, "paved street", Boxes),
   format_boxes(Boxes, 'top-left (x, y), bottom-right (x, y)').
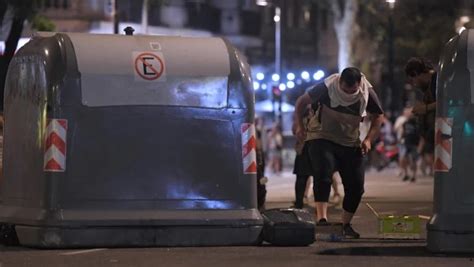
top-left (1, 167), bottom-right (473, 267)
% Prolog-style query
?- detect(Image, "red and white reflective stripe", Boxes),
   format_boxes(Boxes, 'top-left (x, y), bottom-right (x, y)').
top-left (241, 123), bottom-right (257, 174)
top-left (44, 119), bottom-right (68, 172)
top-left (434, 117), bottom-right (453, 172)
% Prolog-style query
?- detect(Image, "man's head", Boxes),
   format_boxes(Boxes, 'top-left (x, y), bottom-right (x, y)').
top-left (340, 67), bottom-right (362, 94)
top-left (404, 57), bottom-right (434, 89)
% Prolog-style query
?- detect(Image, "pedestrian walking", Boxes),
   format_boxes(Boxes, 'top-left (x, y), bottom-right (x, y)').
top-left (267, 122), bottom-right (283, 174)
top-left (400, 112), bottom-right (421, 182)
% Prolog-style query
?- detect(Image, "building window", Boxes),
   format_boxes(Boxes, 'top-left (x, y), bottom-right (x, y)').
top-left (297, 5), bottom-right (311, 28)
top-left (43, 0), bottom-right (68, 9)
top-left (304, 8), bottom-right (310, 24)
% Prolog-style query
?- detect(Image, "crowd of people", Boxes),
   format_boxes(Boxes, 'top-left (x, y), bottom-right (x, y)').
top-left (255, 57), bottom-right (437, 239)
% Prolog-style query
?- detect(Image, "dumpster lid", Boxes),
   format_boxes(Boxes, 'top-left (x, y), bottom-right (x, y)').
top-left (43, 32), bottom-right (232, 108)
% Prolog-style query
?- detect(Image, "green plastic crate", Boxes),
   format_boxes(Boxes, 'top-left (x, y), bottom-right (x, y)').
top-left (378, 215), bottom-right (421, 239)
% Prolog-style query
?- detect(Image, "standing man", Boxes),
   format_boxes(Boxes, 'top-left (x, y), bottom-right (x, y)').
top-left (294, 67), bottom-right (384, 238)
top-left (255, 117), bottom-right (267, 211)
top-left (291, 105), bottom-right (314, 209)
top-left (404, 57), bottom-right (436, 176)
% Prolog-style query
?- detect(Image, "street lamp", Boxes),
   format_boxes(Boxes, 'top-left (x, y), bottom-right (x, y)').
top-left (287, 72), bottom-right (295, 81)
top-left (301, 71), bottom-right (310, 80)
top-left (272, 73), bottom-right (280, 82)
top-left (256, 0), bottom-right (283, 121)
top-left (386, 0), bottom-right (396, 113)
top-left (110, 0), bottom-right (119, 34)
top-left (386, 0), bottom-right (396, 9)
top-left (274, 6), bottom-right (281, 78)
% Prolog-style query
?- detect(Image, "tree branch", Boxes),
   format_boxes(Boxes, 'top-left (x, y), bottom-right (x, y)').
top-left (0, 1), bottom-right (8, 30)
top-left (330, 0), bottom-right (342, 21)
top-left (343, 0), bottom-right (358, 24)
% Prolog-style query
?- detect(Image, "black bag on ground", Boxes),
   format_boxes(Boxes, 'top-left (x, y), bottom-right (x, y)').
top-left (261, 208), bottom-right (315, 246)
top-left (0, 223), bottom-right (19, 246)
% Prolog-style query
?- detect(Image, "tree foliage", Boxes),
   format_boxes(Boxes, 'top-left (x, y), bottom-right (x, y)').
top-left (31, 14), bottom-right (55, 31)
top-left (394, 0), bottom-right (459, 65)
top-left (355, 0), bottom-right (461, 112)
top-left (357, 0), bottom-right (460, 68)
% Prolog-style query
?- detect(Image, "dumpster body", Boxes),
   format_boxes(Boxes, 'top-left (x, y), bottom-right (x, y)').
top-left (0, 32), bottom-right (262, 247)
top-left (427, 29), bottom-right (474, 253)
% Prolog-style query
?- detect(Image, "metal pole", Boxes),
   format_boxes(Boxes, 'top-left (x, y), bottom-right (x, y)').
top-left (275, 6), bottom-right (282, 118)
top-left (112, 0), bottom-right (119, 34)
top-left (275, 6), bottom-right (281, 78)
top-left (388, 10), bottom-right (395, 113)
top-left (142, 0), bottom-right (149, 34)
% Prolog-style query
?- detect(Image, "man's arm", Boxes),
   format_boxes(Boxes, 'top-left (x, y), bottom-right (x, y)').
top-left (291, 112), bottom-right (298, 135)
top-left (361, 114), bottom-right (384, 155)
top-left (294, 93), bottom-right (312, 141)
top-left (362, 87), bottom-right (385, 154)
top-left (365, 114), bottom-right (384, 143)
top-left (413, 101), bottom-right (436, 115)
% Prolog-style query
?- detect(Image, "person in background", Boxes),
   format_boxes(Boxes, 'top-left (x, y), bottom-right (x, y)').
top-left (302, 174), bottom-right (342, 207)
top-left (267, 122), bottom-right (283, 174)
top-left (404, 57), bottom-right (437, 176)
top-left (292, 104), bottom-right (343, 209)
top-left (400, 111), bottom-right (421, 182)
top-left (255, 117), bottom-right (267, 211)
top-left (291, 105), bottom-right (314, 209)
top-left (394, 108), bottom-right (411, 177)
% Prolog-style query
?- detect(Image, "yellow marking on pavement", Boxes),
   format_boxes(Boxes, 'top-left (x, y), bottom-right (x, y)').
top-left (60, 248), bottom-right (107, 256)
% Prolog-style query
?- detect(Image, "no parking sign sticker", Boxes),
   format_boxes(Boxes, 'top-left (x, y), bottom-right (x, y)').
top-left (132, 52), bottom-right (166, 82)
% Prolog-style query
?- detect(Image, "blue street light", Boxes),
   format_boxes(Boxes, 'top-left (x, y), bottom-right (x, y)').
top-left (313, 70), bottom-right (325, 81)
top-left (272, 73), bottom-right (280, 82)
top-left (287, 72), bottom-right (296, 81)
top-left (256, 72), bottom-right (265, 81)
top-left (261, 84), bottom-right (268, 90)
top-left (287, 81), bottom-right (295, 89)
top-left (253, 81), bottom-right (260, 90)
top-left (279, 83), bottom-right (286, 91)
top-left (301, 71), bottom-right (310, 80)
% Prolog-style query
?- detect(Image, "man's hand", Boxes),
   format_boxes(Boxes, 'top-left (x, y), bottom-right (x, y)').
top-left (412, 103), bottom-right (427, 115)
top-left (361, 138), bottom-right (371, 155)
top-left (294, 93), bottom-right (312, 142)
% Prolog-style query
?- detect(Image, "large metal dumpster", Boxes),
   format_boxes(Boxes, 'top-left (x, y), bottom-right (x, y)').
top-left (0, 32), bottom-right (263, 248)
top-left (427, 29), bottom-right (474, 253)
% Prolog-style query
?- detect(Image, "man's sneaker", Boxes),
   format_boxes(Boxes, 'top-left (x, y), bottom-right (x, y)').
top-left (317, 218), bottom-right (329, 226)
top-left (343, 224), bottom-right (360, 239)
top-left (402, 175), bottom-right (410, 182)
top-left (410, 177), bottom-right (416, 183)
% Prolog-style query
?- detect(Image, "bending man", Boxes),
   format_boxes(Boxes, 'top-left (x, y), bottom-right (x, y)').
top-left (294, 67), bottom-right (384, 238)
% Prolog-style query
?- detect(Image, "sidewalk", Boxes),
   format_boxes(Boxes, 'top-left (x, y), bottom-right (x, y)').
top-left (265, 166), bottom-right (434, 239)
top-left (2, 167), bottom-right (473, 267)
top-left (266, 166), bottom-right (433, 204)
